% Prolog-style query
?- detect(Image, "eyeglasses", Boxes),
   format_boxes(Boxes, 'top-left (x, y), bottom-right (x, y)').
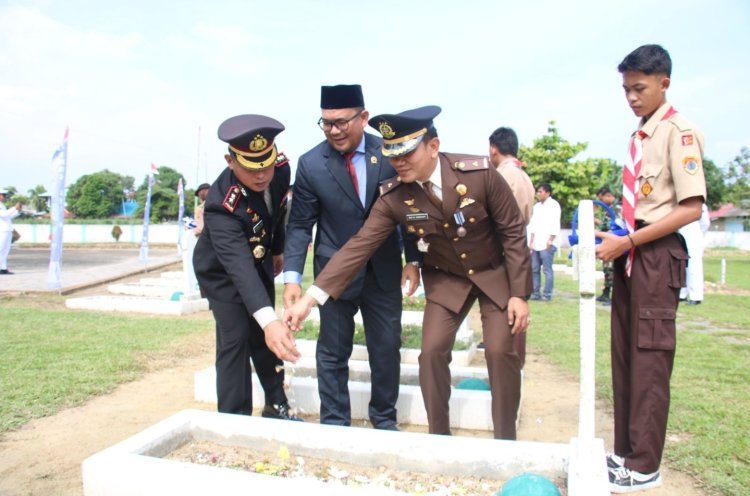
top-left (317, 111), bottom-right (363, 132)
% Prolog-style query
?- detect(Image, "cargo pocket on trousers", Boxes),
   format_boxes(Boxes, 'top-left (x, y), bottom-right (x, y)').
top-left (667, 248), bottom-right (689, 289)
top-left (637, 307), bottom-right (676, 351)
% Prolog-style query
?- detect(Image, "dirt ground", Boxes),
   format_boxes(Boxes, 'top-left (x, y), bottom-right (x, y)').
top-left (0, 286), bottom-right (710, 495)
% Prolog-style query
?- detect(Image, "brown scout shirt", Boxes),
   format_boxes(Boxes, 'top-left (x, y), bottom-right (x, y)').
top-left (496, 158), bottom-right (534, 225)
top-left (313, 152), bottom-right (532, 314)
top-left (636, 102), bottom-right (706, 224)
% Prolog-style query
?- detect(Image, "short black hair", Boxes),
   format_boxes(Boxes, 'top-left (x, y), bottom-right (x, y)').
top-left (537, 182), bottom-right (552, 194)
top-left (618, 44), bottom-right (672, 77)
top-left (488, 127), bottom-right (519, 157)
top-left (596, 186), bottom-right (612, 196)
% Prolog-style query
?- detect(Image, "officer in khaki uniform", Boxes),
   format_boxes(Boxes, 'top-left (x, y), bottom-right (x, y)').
top-left (193, 114), bottom-right (300, 421)
top-left (283, 106), bottom-right (532, 439)
top-left (596, 44), bottom-right (706, 493)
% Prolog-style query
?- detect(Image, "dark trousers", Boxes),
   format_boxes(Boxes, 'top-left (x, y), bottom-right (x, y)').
top-left (611, 232), bottom-right (687, 473)
top-left (316, 268), bottom-right (402, 428)
top-left (420, 286), bottom-right (521, 439)
top-left (210, 300), bottom-right (286, 415)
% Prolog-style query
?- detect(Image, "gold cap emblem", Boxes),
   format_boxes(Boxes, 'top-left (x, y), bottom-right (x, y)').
top-left (456, 184), bottom-right (467, 196)
top-left (379, 121), bottom-right (395, 139)
top-left (249, 134), bottom-right (268, 153)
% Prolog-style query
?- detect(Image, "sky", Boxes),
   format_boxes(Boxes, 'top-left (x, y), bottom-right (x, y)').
top-left (1, 0), bottom-right (749, 196)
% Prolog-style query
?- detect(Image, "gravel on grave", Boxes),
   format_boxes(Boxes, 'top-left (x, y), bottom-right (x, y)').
top-left (165, 439), bottom-right (526, 495)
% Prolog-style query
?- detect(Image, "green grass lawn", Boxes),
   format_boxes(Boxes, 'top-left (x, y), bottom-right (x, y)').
top-left (531, 253), bottom-right (749, 496)
top-left (0, 296), bottom-right (213, 432)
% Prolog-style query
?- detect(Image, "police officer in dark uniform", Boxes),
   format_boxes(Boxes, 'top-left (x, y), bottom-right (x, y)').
top-left (193, 114), bottom-right (300, 420)
top-left (285, 106), bottom-right (532, 439)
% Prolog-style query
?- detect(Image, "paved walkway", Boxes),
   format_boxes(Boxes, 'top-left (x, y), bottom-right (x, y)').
top-left (0, 246), bottom-right (182, 294)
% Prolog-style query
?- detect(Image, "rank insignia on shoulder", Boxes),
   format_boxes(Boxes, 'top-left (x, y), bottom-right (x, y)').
top-left (681, 134), bottom-right (694, 146)
top-left (274, 152), bottom-right (290, 167)
top-left (223, 186), bottom-right (241, 213)
top-left (682, 156), bottom-right (700, 175)
top-left (379, 179), bottom-right (401, 196)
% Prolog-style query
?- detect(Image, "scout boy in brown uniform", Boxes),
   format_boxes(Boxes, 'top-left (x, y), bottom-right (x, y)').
top-left (596, 44), bottom-right (706, 493)
top-left (278, 105), bottom-right (532, 440)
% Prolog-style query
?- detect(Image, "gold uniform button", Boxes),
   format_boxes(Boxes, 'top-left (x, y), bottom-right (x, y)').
top-left (453, 237), bottom-right (459, 242)
top-left (418, 228), bottom-right (425, 235)
top-left (460, 253), bottom-right (467, 259)
top-left (468, 269), bottom-right (475, 275)
top-left (469, 217), bottom-right (476, 223)
top-left (443, 223), bottom-right (450, 229)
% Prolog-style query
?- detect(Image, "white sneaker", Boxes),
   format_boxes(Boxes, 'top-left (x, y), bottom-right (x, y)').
top-left (606, 453), bottom-right (625, 471)
top-left (609, 466), bottom-right (662, 493)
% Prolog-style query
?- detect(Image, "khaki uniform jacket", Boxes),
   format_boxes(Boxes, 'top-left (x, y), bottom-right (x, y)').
top-left (496, 159), bottom-right (534, 225)
top-left (636, 102), bottom-right (706, 224)
top-left (314, 152), bottom-right (531, 313)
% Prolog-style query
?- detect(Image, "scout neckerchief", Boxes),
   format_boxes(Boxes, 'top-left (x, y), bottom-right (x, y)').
top-left (622, 106), bottom-right (677, 276)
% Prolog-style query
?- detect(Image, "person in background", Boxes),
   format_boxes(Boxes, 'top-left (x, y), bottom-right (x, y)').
top-left (485, 126), bottom-right (534, 367)
top-left (193, 114), bottom-right (301, 421)
top-left (678, 202), bottom-right (710, 305)
top-left (282, 84), bottom-right (419, 431)
top-left (0, 190), bottom-right (22, 275)
top-left (192, 182), bottom-right (210, 237)
top-left (596, 44), bottom-right (706, 493)
top-left (283, 105), bottom-right (531, 440)
top-left (528, 183), bottom-right (561, 301)
top-left (595, 186), bottom-right (618, 305)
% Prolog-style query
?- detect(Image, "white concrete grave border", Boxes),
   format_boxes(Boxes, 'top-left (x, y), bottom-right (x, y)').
top-left (82, 409), bottom-right (568, 496)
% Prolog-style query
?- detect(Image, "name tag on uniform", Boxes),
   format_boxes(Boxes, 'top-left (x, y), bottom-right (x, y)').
top-left (406, 213), bottom-right (429, 222)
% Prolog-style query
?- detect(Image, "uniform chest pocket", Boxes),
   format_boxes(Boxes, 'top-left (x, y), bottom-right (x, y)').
top-left (457, 201), bottom-right (489, 226)
top-left (406, 219), bottom-right (440, 238)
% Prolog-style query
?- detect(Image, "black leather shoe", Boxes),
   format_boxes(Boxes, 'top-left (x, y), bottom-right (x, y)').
top-left (686, 300), bottom-right (702, 305)
top-left (376, 424), bottom-right (399, 431)
top-left (0, 269), bottom-right (13, 275)
top-left (262, 402), bottom-right (303, 421)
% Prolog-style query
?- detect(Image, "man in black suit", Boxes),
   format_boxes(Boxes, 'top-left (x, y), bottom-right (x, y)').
top-left (282, 84), bottom-right (419, 430)
top-left (193, 114), bottom-right (300, 421)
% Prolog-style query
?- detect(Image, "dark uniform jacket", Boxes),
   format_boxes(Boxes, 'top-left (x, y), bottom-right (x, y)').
top-left (193, 159), bottom-right (291, 313)
top-left (285, 133), bottom-right (415, 300)
top-left (314, 153), bottom-right (531, 312)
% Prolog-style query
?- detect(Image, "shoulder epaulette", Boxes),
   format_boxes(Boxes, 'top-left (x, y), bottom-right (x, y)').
top-left (378, 176), bottom-right (403, 196)
top-left (444, 153), bottom-right (490, 172)
top-left (665, 114), bottom-right (694, 133)
top-left (274, 152), bottom-right (290, 168)
top-left (222, 185), bottom-right (241, 213)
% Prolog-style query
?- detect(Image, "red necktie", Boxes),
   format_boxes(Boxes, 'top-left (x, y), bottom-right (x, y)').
top-left (622, 131), bottom-right (644, 277)
top-left (344, 151), bottom-right (359, 195)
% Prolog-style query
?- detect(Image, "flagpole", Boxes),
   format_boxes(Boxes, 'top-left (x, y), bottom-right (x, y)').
top-left (47, 127), bottom-right (69, 290)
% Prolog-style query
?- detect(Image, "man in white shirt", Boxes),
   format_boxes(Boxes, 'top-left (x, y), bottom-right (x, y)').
top-left (678, 203), bottom-right (710, 305)
top-left (0, 190), bottom-right (22, 275)
top-left (528, 183), bottom-right (561, 301)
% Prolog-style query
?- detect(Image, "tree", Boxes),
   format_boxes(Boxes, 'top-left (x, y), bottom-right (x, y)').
top-left (703, 158), bottom-right (726, 210)
top-left (725, 147), bottom-right (750, 207)
top-left (67, 170), bottom-right (135, 218)
top-left (27, 184), bottom-right (50, 213)
top-left (519, 121), bottom-right (602, 225)
top-left (134, 165), bottom-right (187, 222)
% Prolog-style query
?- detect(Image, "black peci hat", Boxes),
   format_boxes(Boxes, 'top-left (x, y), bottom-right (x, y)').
top-left (320, 84), bottom-right (365, 109)
top-left (194, 183), bottom-right (210, 196)
top-left (218, 114), bottom-right (285, 170)
top-left (368, 105), bottom-right (441, 158)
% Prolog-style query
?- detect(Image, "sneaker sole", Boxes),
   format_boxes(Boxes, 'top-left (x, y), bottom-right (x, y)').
top-left (610, 475), bottom-right (662, 493)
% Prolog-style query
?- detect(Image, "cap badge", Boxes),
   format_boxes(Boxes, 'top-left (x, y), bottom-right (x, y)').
top-left (379, 121), bottom-right (395, 139)
top-left (455, 184), bottom-right (467, 196)
top-left (249, 134), bottom-right (268, 152)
